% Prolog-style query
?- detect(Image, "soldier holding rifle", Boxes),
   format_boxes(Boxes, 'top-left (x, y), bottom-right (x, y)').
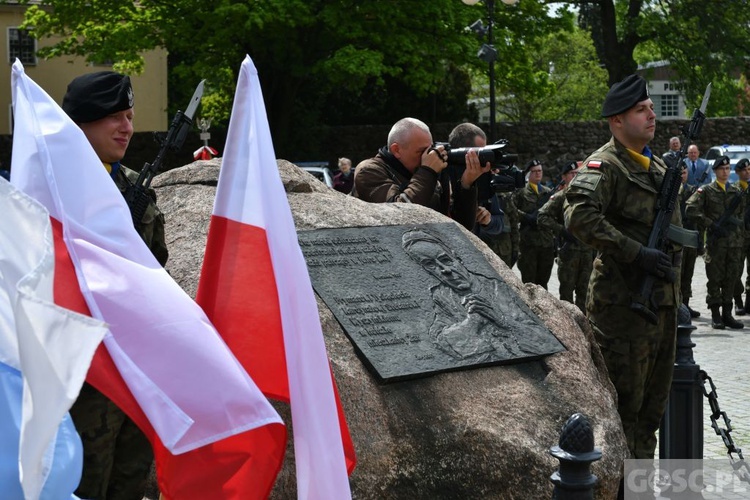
top-left (513, 159), bottom-right (556, 288)
top-left (686, 155), bottom-right (746, 329)
top-left (565, 74), bottom-right (685, 459)
top-left (538, 161), bottom-right (593, 312)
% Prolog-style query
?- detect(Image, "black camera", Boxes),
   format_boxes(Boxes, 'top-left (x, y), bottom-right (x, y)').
top-left (435, 139), bottom-right (524, 196)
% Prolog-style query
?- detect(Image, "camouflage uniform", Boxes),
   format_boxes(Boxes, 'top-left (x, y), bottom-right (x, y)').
top-left (565, 137), bottom-right (682, 458)
top-left (479, 192), bottom-right (520, 268)
top-left (70, 164), bottom-right (167, 500)
top-left (513, 183), bottom-right (555, 288)
top-left (686, 181), bottom-right (745, 308)
top-left (537, 188), bottom-right (594, 312)
top-left (679, 182), bottom-right (700, 311)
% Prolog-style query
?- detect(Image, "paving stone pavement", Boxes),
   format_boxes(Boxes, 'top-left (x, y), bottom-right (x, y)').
top-left (515, 256), bottom-right (750, 498)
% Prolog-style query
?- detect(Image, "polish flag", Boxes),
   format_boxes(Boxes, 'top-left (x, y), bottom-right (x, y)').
top-left (196, 55), bottom-right (356, 498)
top-left (0, 177), bottom-right (107, 500)
top-left (9, 60), bottom-right (286, 497)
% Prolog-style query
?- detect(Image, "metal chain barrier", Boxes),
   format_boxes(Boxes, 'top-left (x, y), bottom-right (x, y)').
top-left (698, 369), bottom-right (750, 482)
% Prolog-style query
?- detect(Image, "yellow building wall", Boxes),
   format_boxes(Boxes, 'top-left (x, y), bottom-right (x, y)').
top-left (0, 6), bottom-right (168, 135)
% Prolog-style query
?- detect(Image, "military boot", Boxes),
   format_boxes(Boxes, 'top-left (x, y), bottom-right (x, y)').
top-left (684, 299), bottom-right (701, 318)
top-left (711, 305), bottom-right (725, 329)
top-left (745, 293), bottom-right (750, 314)
top-left (723, 303), bottom-right (745, 329)
top-left (735, 294), bottom-right (746, 316)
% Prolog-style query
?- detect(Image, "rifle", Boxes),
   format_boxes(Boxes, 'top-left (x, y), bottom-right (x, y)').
top-left (705, 187), bottom-right (747, 247)
top-left (124, 80), bottom-right (205, 229)
top-left (696, 161), bottom-right (711, 185)
top-left (630, 84), bottom-right (710, 325)
top-left (520, 179), bottom-right (566, 231)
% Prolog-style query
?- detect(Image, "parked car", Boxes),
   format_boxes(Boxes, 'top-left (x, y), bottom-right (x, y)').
top-left (297, 161), bottom-right (334, 188)
top-left (703, 145), bottom-right (750, 183)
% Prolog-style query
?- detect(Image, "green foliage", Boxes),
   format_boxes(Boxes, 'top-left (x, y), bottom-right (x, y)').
top-left (527, 28), bottom-right (609, 121)
top-left (22, 0), bottom-right (750, 144)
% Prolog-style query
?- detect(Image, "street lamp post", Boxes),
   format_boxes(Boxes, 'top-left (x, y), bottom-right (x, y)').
top-left (462, 0), bottom-right (518, 143)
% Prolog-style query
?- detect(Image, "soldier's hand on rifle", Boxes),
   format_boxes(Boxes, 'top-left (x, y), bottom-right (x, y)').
top-left (522, 212), bottom-right (537, 228)
top-left (422, 145), bottom-right (448, 173)
top-left (636, 246), bottom-right (675, 282)
top-left (709, 222), bottom-right (729, 238)
top-left (561, 228), bottom-right (577, 243)
top-left (460, 149), bottom-right (491, 189)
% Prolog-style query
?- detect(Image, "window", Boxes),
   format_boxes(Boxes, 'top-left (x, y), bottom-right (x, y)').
top-left (660, 94), bottom-right (679, 118)
top-left (8, 28), bottom-right (36, 65)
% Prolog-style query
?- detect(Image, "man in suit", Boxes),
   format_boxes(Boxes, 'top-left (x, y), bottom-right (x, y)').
top-left (685, 144), bottom-right (711, 186)
top-left (662, 136), bottom-right (681, 168)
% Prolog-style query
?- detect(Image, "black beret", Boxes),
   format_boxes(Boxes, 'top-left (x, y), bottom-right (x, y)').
top-left (560, 161), bottom-right (578, 175)
top-left (601, 74), bottom-right (649, 117)
top-left (62, 71), bottom-right (134, 123)
top-left (524, 159), bottom-right (542, 174)
top-left (736, 158), bottom-right (750, 171)
top-left (712, 155), bottom-right (730, 170)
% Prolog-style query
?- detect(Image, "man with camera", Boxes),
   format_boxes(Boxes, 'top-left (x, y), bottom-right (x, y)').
top-left (448, 123), bottom-right (504, 236)
top-left (353, 117), bottom-right (488, 230)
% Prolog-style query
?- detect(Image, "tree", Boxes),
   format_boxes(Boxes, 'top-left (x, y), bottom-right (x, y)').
top-left (497, 26), bottom-right (608, 122)
top-left (21, 0), bottom-right (568, 154)
top-left (574, 0), bottom-right (750, 115)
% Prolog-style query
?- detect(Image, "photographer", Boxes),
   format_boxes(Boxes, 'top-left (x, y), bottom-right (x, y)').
top-left (448, 123), bottom-right (504, 237)
top-left (353, 117), bottom-right (488, 230)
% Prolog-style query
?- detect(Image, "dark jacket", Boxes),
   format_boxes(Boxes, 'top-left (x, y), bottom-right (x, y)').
top-left (353, 148), bottom-right (477, 231)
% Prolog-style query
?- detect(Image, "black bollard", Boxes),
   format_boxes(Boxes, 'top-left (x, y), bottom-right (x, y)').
top-left (659, 303), bottom-right (703, 459)
top-left (549, 413), bottom-right (602, 499)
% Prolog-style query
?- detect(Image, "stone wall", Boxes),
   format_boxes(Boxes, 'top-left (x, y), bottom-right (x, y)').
top-left (3, 116), bottom-right (750, 181)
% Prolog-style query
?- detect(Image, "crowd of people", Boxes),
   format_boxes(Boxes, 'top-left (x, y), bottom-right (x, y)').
top-left (11, 66), bottom-right (747, 498)
top-left (338, 74), bottom-right (750, 488)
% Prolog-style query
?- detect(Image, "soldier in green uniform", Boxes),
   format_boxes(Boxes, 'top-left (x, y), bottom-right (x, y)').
top-left (513, 159), bottom-right (556, 288)
top-left (732, 158), bottom-right (750, 315)
top-left (686, 155), bottom-right (746, 330)
top-left (565, 74), bottom-right (682, 459)
top-left (678, 165), bottom-right (701, 318)
top-left (538, 161), bottom-right (594, 312)
top-left (484, 191), bottom-right (520, 268)
top-left (62, 71), bottom-right (167, 500)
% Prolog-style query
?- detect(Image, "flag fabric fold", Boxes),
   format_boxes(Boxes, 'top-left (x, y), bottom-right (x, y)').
top-left (10, 59), bottom-right (287, 497)
top-left (0, 177), bottom-right (107, 500)
top-left (196, 55), bottom-right (355, 499)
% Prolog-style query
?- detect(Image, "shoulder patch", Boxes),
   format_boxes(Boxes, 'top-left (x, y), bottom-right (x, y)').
top-left (587, 160), bottom-right (602, 168)
top-left (696, 188), bottom-right (703, 193)
top-left (570, 170), bottom-right (602, 193)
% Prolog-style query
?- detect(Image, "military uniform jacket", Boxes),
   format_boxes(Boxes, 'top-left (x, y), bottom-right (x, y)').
top-left (354, 150), bottom-right (477, 230)
top-left (115, 165), bottom-right (169, 266)
top-left (564, 137), bottom-right (682, 309)
top-left (512, 183), bottom-right (555, 247)
top-left (678, 183), bottom-right (698, 230)
top-left (537, 187), bottom-right (587, 251)
top-left (498, 192), bottom-right (520, 245)
top-left (685, 180), bottom-right (746, 249)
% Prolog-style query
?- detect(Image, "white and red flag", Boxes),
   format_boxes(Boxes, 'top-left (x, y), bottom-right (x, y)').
top-left (196, 55), bottom-right (356, 498)
top-left (9, 60), bottom-right (286, 498)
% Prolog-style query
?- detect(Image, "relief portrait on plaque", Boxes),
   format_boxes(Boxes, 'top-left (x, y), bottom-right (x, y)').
top-left (298, 223), bottom-right (564, 382)
top-left (401, 228), bottom-right (549, 362)
top-left (401, 229), bottom-right (534, 361)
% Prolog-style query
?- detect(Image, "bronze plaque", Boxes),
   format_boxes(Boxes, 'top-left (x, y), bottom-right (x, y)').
top-left (298, 223), bottom-right (564, 381)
